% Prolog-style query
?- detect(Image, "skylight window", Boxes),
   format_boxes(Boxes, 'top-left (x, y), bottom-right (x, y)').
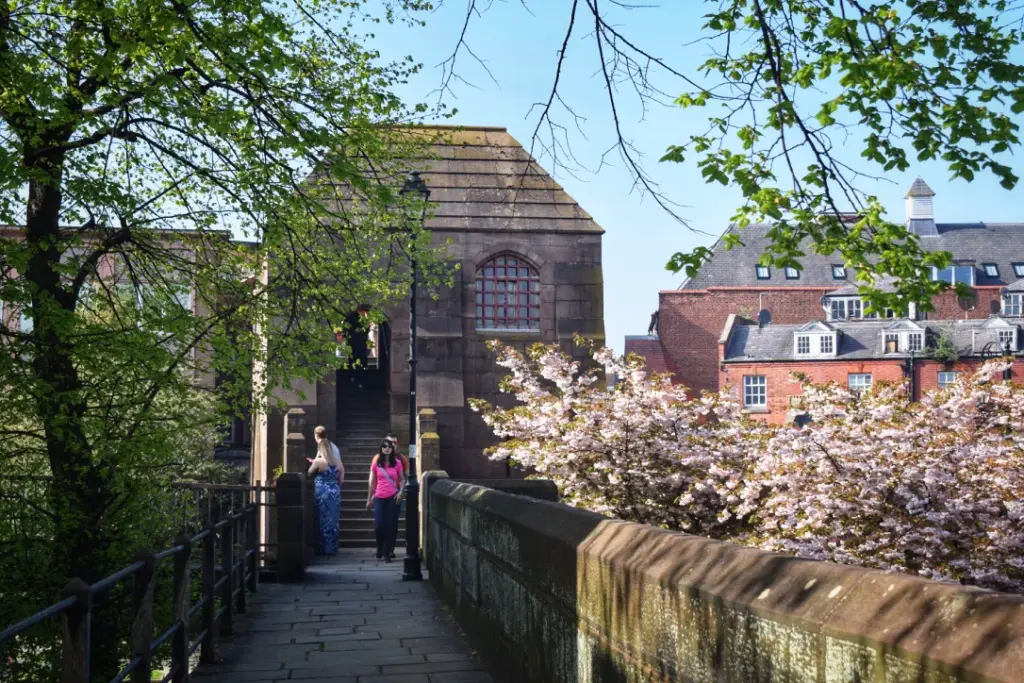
top-left (785, 267), bottom-right (800, 280)
top-left (984, 263), bottom-right (999, 278)
top-left (755, 265), bottom-right (771, 280)
top-left (1014, 263), bottom-right (1024, 278)
top-left (831, 265), bottom-right (846, 279)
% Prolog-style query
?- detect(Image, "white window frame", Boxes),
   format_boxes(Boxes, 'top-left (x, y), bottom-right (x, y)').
top-left (931, 265), bottom-right (976, 286)
top-left (827, 296), bottom-right (863, 321)
top-left (796, 335), bottom-right (811, 355)
top-left (743, 375), bottom-right (767, 408)
top-left (755, 265), bottom-right (771, 280)
top-left (997, 329), bottom-right (1016, 350)
top-left (793, 330), bottom-right (838, 357)
top-left (907, 332), bottom-right (923, 353)
top-left (848, 373), bottom-right (872, 393)
top-left (1003, 293), bottom-right (1023, 317)
top-left (938, 371), bottom-right (960, 389)
top-left (984, 263), bottom-right (999, 278)
top-left (831, 265), bottom-right (846, 279)
top-left (883, 332), bottom-right (900, 353)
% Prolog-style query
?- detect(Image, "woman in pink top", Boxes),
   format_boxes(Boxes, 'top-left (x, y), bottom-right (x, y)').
top-left (366, 439), bottom-right (405, 561)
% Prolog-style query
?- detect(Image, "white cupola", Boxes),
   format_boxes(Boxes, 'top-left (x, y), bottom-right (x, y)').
top-left (905, 177), bottom-right (937, 236)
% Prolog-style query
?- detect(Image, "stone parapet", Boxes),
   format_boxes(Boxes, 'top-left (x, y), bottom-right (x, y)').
top-left (427, 480), bottom-right (1024, 683)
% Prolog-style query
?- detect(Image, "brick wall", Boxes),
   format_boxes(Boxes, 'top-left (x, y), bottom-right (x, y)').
top-left (720, 359), bottom-right (906, 424)
top-left (720, 357), bottom-right (1024, 423)
top-left (926, 287), bottom-right (1004, 319)
top-left (623, 336), bottom-right (676, 375)
top-left (647, 286), bottom-right (1012, 394)
top-left (656, 287), bottom-right (834, 392)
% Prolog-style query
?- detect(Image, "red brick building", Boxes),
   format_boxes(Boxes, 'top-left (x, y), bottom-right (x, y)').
top-left (627, 178), bottom-right (1024, 420)
top-left (718, 314), bottom-right (1023, 423)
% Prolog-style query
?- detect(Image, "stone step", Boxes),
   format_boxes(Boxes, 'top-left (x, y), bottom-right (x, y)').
top-left (336, 538), bottom-right (403, 548)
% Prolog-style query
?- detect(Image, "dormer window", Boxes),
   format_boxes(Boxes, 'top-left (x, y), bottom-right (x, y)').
top-left (755, 265), bottom-right (771, 280)
top-left (984, 263), bottom-right (999, 278)
top-left (931, 265), bottom-right (976, 286)
top-left (998, 329), bottom-right (1017, 350)
top-left (785, 267), bottom-right (799, 280)
top-left (828, 297), bottom-right (862, 321)
top-left (882, 321), bottom-right (926, 354)
top-left (793, 322), bottom-right (838, 358)
top-left (831, 265), bottom-right (846, 279)
top-left (1004, 293), bottom-right (1023, 317)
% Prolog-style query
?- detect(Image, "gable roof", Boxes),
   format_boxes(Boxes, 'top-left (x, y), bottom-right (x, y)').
top-left (885, 319), bottom-right (925, 332)
top-left (396, 126), bottom-right (603, 235)
top-left (683, 221), bottom-right (1024, 289)
top-left (796, 320), bottom-right (834, 333)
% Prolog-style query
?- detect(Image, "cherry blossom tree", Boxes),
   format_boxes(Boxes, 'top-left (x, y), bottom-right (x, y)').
top-left (744, 365), bottom-right (1024, 591)
top-left (469, 340), bottom-right (765, 536)
top-left (473, 341), bottom-right (1024, 592)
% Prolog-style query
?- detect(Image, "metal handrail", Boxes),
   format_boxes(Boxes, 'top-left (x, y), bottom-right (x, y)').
top-left (0, 483), bottom-right (268, 683)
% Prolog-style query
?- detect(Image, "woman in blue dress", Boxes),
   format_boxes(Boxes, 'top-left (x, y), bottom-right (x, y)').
top-left (308, 425), bottom-right (344, 555)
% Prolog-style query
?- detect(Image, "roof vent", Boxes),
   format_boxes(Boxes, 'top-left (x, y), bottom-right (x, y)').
top-left (757, 309), bottom-right (772, 328)
top-left (905, 177), bottom-right (938, 236)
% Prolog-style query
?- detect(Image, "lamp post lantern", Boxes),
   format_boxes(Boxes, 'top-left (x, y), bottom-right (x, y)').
top-left (400, 170), bottom-right (429, 581)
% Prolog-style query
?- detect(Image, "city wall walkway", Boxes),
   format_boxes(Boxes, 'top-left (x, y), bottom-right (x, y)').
top-left (192, 550), bottom-right (493, 683)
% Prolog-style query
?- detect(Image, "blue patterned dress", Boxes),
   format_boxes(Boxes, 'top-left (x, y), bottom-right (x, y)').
top-left (314, 464), bottom-right (341, 555)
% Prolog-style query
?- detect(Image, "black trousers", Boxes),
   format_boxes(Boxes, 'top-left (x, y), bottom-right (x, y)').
top-left (373, 496), bottom-right (398, 556)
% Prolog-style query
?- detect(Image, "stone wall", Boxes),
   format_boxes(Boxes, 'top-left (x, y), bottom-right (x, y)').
top-left (427, 480), bottom-right (1024, 683)
top-left (388, 229), bottom-right (605, 479)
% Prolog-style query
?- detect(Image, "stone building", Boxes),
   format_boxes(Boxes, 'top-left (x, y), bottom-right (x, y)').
top-left (253, 126), bottom-right (605, 481)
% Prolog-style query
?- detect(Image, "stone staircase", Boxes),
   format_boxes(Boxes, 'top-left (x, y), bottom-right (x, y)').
top-left (335, 379), bottom-right (403, 549)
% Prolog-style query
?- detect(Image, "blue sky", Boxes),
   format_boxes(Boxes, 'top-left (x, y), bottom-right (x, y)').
top-left (370, 1), bottom-right (1024, 353)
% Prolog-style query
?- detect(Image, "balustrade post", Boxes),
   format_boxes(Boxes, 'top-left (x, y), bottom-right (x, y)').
top-left (275, 473), bottom-right (306, 582)
top-left (247, 501), bottom-right (259, 593)
top-left (129, 551), bottom-right (157, 683)
top-left (200, 524), bottom-right (217, 665)
top-left (60, 578), bottom-right (91, 683)
top-left (220, 520), bottom-right (235, 636)
top-left (171, 534), bottom-right (192, 683)
top-left (236, 511), bottom-right (247, 615)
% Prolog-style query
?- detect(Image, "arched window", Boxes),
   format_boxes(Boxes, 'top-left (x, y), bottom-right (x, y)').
top-left (475, 253), bottom-right (540, 330)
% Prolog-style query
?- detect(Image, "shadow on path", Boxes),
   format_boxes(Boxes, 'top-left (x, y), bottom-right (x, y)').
top-left (192, 550), bottom-right (493, 683)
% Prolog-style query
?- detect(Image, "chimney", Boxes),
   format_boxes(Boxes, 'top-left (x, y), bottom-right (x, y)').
top-left (905, 177), bottom-right (937, 236)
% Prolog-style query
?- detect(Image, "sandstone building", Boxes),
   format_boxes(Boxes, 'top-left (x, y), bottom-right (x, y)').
top-left (253, 126), bottom-right (605, 479)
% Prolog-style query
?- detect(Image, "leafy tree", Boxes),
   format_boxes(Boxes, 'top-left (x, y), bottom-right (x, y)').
top-left (0, 0), bottom-right (446, 675)
top-left (443, 1), bottom-right (1024, 314)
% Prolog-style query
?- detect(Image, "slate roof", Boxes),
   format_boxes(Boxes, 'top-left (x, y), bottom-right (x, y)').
top-left (724, 317), bottom-right (1021, 362)
top-left (1006, 278), bottom-right (1024, 293)
top-left (682, 221), bottom-right (1024, 289)
top-left (393, 126), bottom-right (603, 234)
top-left (906, 177), bottom-right (936, 197)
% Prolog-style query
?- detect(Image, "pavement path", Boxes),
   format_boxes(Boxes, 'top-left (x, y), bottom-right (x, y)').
top-left (191, 551), bottom-right (493, 683)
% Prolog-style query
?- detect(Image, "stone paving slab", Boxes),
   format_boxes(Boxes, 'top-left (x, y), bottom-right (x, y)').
top-left (192, 551), bottom-right (492, 683)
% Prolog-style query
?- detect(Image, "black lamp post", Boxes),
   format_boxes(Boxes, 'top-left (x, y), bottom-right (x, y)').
top-left (400, 170), bottom-right (429, 582)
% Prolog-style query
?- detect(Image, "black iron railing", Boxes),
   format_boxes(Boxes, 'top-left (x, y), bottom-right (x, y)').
top-left (0, 483), bottom-right (266, 683)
